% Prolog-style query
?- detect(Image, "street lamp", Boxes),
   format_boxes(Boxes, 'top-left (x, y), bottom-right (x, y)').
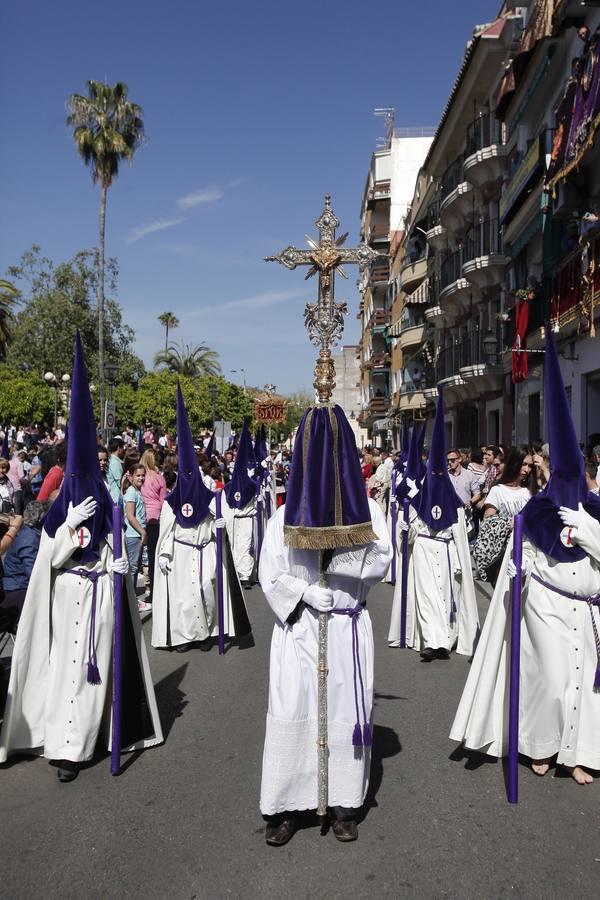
top-left (482, 330), bottom-right (498, 365)
top-left (230, 368), bottom-right (246, 393)
top-left (209, 382), bottom-right (218, 427)
top-left (103, 363), bottom-right (118, 441)
top-left (44, 371), bottom-right (71, 430)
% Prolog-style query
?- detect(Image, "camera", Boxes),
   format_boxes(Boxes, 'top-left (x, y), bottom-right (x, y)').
top-left (1, 500), bottom-right (15, 515)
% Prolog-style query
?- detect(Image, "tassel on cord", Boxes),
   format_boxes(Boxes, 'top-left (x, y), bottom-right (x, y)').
top-left (362, 723), bottom-right (373, 746)
top-left (87, 661), bottom-right (102, 685)
top-left (352, 723), bottom-right (363, 747)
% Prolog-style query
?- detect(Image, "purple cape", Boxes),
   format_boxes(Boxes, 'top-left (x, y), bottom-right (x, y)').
top-left (43, 332), bottom-right (113, 563)
top-left (165, 384), bottom-right (213, 527)
top-left (522, 326), bottom-right (600, 561)
top-left (284, 404), bottom-right (377, 550)
top-left (413, 387), bottom-right (463, 531)
top-left (224, 418), bottom-right (256, 509)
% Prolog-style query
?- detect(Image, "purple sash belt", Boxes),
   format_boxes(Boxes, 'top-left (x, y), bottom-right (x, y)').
top-left (174, 537), bottom-right (212, 606)
top-left (331, 603), bottom-right (372, 748)
top-left (64, 567), bottom-right (108, 685)
top-left (419, 534), bottom-right (457, 625)
top-left (531, 572), bottom-right (600, 690)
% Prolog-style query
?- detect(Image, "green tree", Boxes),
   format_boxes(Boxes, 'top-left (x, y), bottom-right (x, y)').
top-left (158, 311), bottom-right (179, 352)
top-left (153, 341), bottom-right (221, 378)
top-left (280, 389), bottom-right (312, 439)
top-left (67, 80), bottom-right (144, 417)
top-left (6, 245), bottom-right (144, 385)
top-left (0, 364), bottom-right (55, 425)
top-left (0, 279), bottom-right (19, 361)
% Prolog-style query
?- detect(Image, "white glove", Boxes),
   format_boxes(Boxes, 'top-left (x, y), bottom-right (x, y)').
top-left (399, 519), bottom-right (409, 532)
top-left (158, 555), bottom-right (171, 575)
top-left (303, 583), bottom-right (334, 613)
top-left (507, 558), bottom-right (532, 579)
top-left (214, 517), bottom-right (226, 529)
top-left (66, 496), bottom-right (97, 530)
top-left (389, 494), bottom-right (398, 505)
top-left (109, 555), bottom-right (129, 576)
top-left (558, 502), bottom-right (585, 529)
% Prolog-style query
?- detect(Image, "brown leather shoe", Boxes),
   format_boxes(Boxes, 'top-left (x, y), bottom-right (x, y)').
top-left (331, 818), bottom-right (358, 842)
top-left (265, 817), bottom-right (298, 846)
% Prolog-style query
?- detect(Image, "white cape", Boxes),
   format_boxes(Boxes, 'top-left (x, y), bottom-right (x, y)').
top-left (450, 513), bottom-right (600, 769)
top-left (258, 499), bottom-right (392, 815)
top-left (388, 507), bottom-right (479, 655)
top-left (0, 523), bottom-right (163, 764)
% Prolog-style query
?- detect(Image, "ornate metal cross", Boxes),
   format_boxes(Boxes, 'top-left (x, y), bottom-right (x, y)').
top-left (265, 194), bottom-right (379, 404)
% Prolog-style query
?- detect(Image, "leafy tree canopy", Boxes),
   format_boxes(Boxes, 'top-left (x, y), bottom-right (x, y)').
top-left (6, 245), bottom-right (145, 385)
top-left (0, 364), bottom-right (55, 425)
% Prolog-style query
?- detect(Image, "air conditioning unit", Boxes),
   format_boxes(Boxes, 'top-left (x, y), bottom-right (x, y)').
top-left (552, 181), bottom-right (583, 219)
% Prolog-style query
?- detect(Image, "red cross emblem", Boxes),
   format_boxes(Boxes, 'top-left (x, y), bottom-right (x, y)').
top-left (182, 503), bottom-right (194, 518)
top-left (560, 526), bottom-right (573, 547)
top-left (77, 527), bottom-right (91, 548)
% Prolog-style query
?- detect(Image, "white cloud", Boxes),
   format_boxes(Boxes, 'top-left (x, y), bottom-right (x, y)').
top-left (126, 217), bottom-right (184, 243)
top-left (177, 186), bottom-right (224, 209)
top-left (188, 288), bottom-right (306, 318)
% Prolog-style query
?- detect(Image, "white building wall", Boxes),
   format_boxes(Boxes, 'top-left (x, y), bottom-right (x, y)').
top-left (390, 135), bottom-right (434, 234)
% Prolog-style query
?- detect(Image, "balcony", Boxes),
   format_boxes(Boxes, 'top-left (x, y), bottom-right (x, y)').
top-left (399, 254), bottom-right (427, 292)
top-left (425, 305), bottom-right (443, 324)
top-left (457, 327), bottom-right (503, 392)
top-left (368, 351), bottom-right (391, 371)
top-left (368, 262), bottom-right (390, 287)
top-left (463, 112), bottom-right (507, 191)
top-left (400, 323), bottom-right (426, 352)
top-left (367, 180), bottom-right (391, 208)
top-left (406, 277), bottom-right (430, 306)
top-left (462, 218), bottom-right (509, 289)
top-left (439, 249), bottom-right (476, 311)
top-left (369, 308), bottom-right (391, 331)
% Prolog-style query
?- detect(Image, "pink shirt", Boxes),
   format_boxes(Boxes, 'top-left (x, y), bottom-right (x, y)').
top-left (8, 457), bottom-right (24, 492)
top-left (141, 471), bottom-right (167, 522)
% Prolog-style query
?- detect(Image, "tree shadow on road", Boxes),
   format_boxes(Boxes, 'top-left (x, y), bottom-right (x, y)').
top-left (153, 662), bottom-right (189, 739)
top-left (359, 724), bottom-right (402, 823)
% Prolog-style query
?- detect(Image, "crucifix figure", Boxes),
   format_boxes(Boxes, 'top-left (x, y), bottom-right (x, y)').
top-left (265, 194), bottom-right (379, 403)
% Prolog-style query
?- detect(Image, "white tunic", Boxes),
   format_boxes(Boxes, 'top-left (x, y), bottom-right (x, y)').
top-left (450, 511), bottom-right (600, 769)
top-left (388, 507), bottom-right (479, 655)
top-left (0, 524), bottom-right (163, 763)
top-left (151, 499), bottom-right (245, 648)
top-left (258, 499), bottom-right (392, 815)
top-left (224, 495), bottom-right (256, 580)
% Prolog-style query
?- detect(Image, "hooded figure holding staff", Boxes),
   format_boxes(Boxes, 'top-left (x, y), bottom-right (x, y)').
top-left (152, 385), bottom-right (251, 653)
top-left (0, 333), bottom-right (163, 781)
top-left (451, 328), bottom-right (600, 784)
top-left (397, 388), bottom-right (479, 660)
top-left (258, 404), bottom-right (392, 845)
top-left (223, 419), bottom-right (258, 587)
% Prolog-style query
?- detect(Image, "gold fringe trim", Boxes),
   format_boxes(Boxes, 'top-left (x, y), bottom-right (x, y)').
top-left (549, 112), bottom-right (600, 192)
top-left (284, 523), bottom-right (378, 550)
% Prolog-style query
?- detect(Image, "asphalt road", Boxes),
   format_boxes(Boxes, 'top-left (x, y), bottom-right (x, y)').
top-left (1, 580), bottom-right (599, 900)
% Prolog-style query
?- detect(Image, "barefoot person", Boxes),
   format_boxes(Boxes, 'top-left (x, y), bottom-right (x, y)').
top-left (258, 405), bottom-right (392, 845)
top-left (450, 328), bottom-right (600, 784)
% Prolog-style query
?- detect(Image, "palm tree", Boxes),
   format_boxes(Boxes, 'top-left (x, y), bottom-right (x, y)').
top-left (67, 80), bottom-right (144, 420)
top-left (158, 311), bottom-right (180, 352)
top-left (154, 342), bottom-right (222, 378)
top-left (0, 279), bottom-right (18, 361)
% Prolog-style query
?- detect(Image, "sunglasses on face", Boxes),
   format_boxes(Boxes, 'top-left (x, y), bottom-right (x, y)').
top-left (447, 457), bottom-right (459, 463)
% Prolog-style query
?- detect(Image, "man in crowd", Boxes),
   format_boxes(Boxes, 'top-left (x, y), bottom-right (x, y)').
top-left (107, 436), bottom-right (125, 502)
top-left (37, 441), bottom-right (67, 501)
top-left (446, 448), bottom-right (480, 507)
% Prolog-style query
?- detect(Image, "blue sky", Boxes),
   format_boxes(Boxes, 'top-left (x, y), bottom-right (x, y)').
top-left (1, 0), bottom-right (500, 394)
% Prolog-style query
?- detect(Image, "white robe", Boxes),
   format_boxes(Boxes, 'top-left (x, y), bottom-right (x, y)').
top-left (383, 491), bottom-right (401, 585)
top-left (0, 524), bottom-right (163, 764)
top-left (388, 507), bottom-right (479, 655)
top-left (151, 499), bottom-right (246, 648)
top-left (258, 499), bottom-right (392, 815)
top-left (224, 495), bottom-right (257, 581)
top-left (450, 512), bottom-right (600, 769)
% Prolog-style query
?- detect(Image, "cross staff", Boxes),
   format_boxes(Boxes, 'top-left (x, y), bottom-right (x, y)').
top-left (266, 194), bottom-right (381, 831)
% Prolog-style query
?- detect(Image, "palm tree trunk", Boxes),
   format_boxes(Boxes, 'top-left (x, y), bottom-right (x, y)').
top-left (165, 322), bottom-right (169, 352)
top-left (98, 182), bottom-right (107, 434)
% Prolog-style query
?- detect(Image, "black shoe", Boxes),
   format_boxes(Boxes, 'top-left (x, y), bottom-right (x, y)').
top-left (435, 647), bottom-right (450, 659)
top-left (241, 579), bottom-right (253, 590)
top-left (420, 647), bottom-right (436, 662)
top-left (196, 638), bottom-right (212, 652)
top-left (175, 643), bottom-right (193, 653)
top-left (331, 818), bottom-right (358, 842)
top-left (265, 816), bottom-right (298, 846)
top-left (57, 760), bottom-right (79, 782)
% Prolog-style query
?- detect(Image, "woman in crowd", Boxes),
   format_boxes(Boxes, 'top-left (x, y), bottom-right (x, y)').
top-left (140, 448), bottom-right (167, 606)
top-left (0, 458), bottom-right (15, 510)
top-left (123, 461), bottom-right (149, 611)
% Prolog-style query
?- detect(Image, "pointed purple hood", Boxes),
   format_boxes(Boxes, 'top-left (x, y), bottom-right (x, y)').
top-left (165, 384), bottom-right (214, 527)
top-left (413, 387), bottom-right (463, 530)
top-left (43, 332), bottom-right (113, 561)
top-left (284, 404), bottom-right (377, 549)
top-left (522, 327), bottom-right (600, 561)
top-left (224, 418), bottom-right (256, 509)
